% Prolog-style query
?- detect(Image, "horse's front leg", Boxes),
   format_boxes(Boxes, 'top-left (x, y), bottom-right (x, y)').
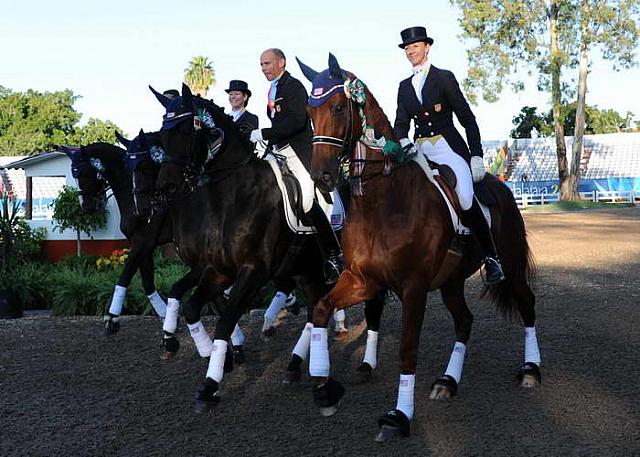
top-left (375, 284), bottom-right (427, 443)
top-left (429, 279), bottom-right (473, 400)
top-left (160, 268), bottom-right (202, 360)
top-left (103, 240), bottom-right (151, 336)
top-left (309, 269), bottom-right (376, 417)
top-left (194, 263), bottom-right (267, 413)
top-left (139, 253), bottom-right (167, 319)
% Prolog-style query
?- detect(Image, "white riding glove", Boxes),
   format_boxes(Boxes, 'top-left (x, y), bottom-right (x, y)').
top-left (470, 156), bottom-right (486, 183)
top-left (399, 138), bottom-right (418, 158)
top-left (249, 129), bottom-right (263, 143)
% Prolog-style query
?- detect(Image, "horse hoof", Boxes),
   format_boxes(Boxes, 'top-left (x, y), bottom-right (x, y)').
top-left (319, 401), bottom-right (341, 417)
top-left (262, 327), bottom-right (276, 340)
top-left (313, 377), bottom-right (345, 416)
top-left (161, 335), bottom-right (180, 353)
top-left (375, 425), bottom-right (403, 443)
top-left (282, 369), bottom-right (302, 385)
top-left (193, 378), bottom-right (220, 413)
top-left (103, 316), bottom-right (120, 336)
top-left (232, 346), bottom-right (245, 365)
top-left (376, 410), bottom-right (410, 442)
top-left (429, 375), bottom-right (457, 400)
top-left (333, 330), bottom-right (349, 343)
top-left (355, 362), bottom-right (373, 383)
top-left (517, 362), bottom-right (541, 388)
top-left (160, 350), bottom-right (177, 361)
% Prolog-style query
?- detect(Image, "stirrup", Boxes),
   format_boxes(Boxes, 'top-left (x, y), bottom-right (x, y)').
top-left (323, 255), bottom-right (344, 285)
top-left (483, 257), bottom-right (505, 285)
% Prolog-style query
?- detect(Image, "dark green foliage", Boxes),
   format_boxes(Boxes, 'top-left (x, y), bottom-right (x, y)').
top-left (0, 193), bottom-right (46, 268)
top-left (0, 86), bottom-right (122, 156)
top-left (511, 104), bottom-right (636, 138)
top-left (52, 186), bottom-right (107, 255)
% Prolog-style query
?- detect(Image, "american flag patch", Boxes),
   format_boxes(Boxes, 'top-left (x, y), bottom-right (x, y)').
top-left (313, 87), bottom-right (324, 95)
top-left (331, 214), bottom-right (341, 225)
top-left (400, 379), bottom-right (408, 387)
top-left (312, 334), bottom-right (322, 341)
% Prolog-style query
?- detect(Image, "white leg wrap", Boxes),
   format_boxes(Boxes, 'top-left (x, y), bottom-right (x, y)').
top-left (363, 330), bottom-right (379, 369)
top-left (395, 374), bottom-right (415, 420)
top-left (292, 322), bottom-right (313, 361)
top-left (333, 309), bottom-right (346, 332)
top-left (147, 291), bottom-right (167, 318)
top-left (444, 341), bottom-right (467, 384)
top-left (162, 298), bottom-right (180, 333)
top-left (206, 339), bottom-right (228, 383)
top-left (309, 327), bottom-right (330, 377)
top-left (264, 292), bottom-right (287, 323)
top-left (108, 285), bottom-right (127, 316)
top-left (524, 326), bottom-right (541, 365)
top-left (187, 320), bottom-right (213, 357)
top-left (230, 324), bottom-right (245, 346)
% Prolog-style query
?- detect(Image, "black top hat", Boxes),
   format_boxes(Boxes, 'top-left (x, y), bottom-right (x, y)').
top-left (225, 80), bottom-right (252, 98)
top-left (398, 26), bottom-right (434, 48)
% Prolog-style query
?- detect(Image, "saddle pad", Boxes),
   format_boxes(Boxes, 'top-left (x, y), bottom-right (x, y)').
top-left (411, 152), bottom-right (491, 233)
top-left (264, 155), bottom-right (345, 234)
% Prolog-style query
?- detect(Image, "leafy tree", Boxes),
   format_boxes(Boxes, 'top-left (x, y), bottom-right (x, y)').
top-left (452, 0), bottom-right (639, 200)
top-left (512, 104), bottom-right (635, 138)
top-left (52, 186), bottom-right (107, 256)
top-left (0, 87), bottom-right (121, 156)
top-left (184, 56), bottom-right (216, 97)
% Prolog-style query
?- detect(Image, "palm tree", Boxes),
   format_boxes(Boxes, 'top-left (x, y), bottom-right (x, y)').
top-left (184, 56), bottom-right (216, 98)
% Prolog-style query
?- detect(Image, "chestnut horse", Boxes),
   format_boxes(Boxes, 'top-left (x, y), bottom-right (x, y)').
top-left (299, 55), bottom-right (540, 441)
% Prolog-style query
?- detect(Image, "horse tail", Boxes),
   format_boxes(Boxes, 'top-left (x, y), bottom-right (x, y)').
top-left (482, 179), bottom-right (537, 318)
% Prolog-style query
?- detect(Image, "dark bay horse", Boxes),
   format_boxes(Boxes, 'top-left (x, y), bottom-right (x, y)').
top-left (298, 55), bottom-right (540, 441)
top-left (151, 84), bottom-right (385, 412)
top-left (61, 143), bottom-right (174, 333)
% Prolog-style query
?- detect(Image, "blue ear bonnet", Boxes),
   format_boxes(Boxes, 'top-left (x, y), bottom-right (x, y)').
top-left (162, 96), bottom-right (194, 130)
top-left (308, 69), bottom-right (347, 108)
top-left (125, 135), bottom-right (165, 170)
top-left (62, 146), bottom-right (104, 178)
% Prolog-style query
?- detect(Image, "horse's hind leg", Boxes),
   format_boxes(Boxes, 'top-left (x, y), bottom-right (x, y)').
top-left (514, 280), bottom-right (541, 387)
top-left (429, 280), bottom-right (473, 400)
top-left (357, 292), bottom-right (385, 379)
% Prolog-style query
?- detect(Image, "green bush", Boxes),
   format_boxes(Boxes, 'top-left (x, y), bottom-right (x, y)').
top-left (0, 192), bottom-right (47, 269)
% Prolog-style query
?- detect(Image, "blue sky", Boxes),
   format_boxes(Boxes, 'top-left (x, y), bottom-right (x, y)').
top-left (1, 0), bottom-right (638, 140)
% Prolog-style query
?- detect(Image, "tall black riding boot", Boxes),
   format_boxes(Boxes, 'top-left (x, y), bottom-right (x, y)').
top-left (305, 201), bottom-right (344, 284)
top-left (462, 198), bottom-right (505, 285)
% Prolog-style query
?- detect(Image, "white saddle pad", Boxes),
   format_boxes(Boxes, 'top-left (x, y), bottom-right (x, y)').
top-left (411, 152), bottom-right (491, 233)
top-left (264, 155), bottom-right (345, 234)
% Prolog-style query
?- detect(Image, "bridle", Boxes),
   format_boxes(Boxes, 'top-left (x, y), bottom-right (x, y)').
top-left (311, 79), bottom-right (396, 195)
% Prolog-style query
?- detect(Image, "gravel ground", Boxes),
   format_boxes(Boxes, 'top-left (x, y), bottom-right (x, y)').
top-left (1, 206), bottom-right (639, 457)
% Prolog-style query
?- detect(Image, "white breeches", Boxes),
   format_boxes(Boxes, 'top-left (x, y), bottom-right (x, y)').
top-left (417, 137), bottom-right (474, 211)
top-left (277, 145), bottom-right (315, 213)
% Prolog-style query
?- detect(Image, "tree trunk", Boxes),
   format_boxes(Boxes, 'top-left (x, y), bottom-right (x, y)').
top-left (564, 0), bottom-right (590, 201)
top-left (76, 227), bottom-right (82, 256)
top-left (550, 0), bottom-right (570, 199)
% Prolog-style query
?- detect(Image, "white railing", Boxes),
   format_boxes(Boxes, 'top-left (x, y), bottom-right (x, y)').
top-left (514, 190), bottom-right (638, 208)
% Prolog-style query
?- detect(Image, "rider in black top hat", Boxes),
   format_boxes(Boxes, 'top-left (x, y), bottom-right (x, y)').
top-left (225, 80), bottom-right (259, 132)
top-left (394, 26), bottom-right (504, 284)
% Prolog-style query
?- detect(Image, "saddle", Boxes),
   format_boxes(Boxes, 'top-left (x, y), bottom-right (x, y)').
top-left (263, 152), bottom-right (344, 234)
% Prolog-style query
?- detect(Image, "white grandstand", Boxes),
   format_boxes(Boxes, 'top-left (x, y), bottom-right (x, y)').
top-left (482, 132), bottom-right (640, 182)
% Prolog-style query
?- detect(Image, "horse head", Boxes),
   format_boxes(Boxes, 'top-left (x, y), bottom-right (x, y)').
top-left (297, 54), bottom-right (361, 192)
top-left (60, 144), bottom-right (108, 213)
top-left (118, 129), bottom-right (163, 218)
top-left (150, 83), bottom-right (252, 199)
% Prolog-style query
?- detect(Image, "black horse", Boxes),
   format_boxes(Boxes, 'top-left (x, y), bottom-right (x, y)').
top-left (151, 84), bottom-right (385, 412)
top-left (62, 143), bottom-right (173, 333)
